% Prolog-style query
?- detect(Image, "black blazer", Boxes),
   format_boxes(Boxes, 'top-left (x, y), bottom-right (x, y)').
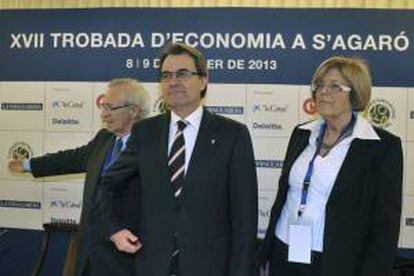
top-left (30, 129), bottom-right (137, 276)
top-left (101, 109), bottom-right (258, 276)
top-left (258, 123), bottom-right (403, 276)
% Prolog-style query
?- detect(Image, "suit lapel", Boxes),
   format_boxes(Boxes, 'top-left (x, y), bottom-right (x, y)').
top-left (159, 112), bottom-right (171, 173)
top-left (182, 110), bottom-right (219, 198)
top-left (282, 129), bottom-right (310, 183)
top-left (85, 134), bottom-right (114, 203)
top-left (158, 112), bottom-right (177, 202)
top-left (97, 136), bottom-right (115, 177)
top-left (327, 139), bottom-right (376, 206)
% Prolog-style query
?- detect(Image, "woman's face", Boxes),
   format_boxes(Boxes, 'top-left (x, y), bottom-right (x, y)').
top-left (314, 68), bottom-right (353, 121)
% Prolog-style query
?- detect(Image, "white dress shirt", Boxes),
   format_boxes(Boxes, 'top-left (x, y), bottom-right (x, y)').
top-left (117, 132), bottom-right (130, 151)
top-left (168, 105), bottom-right (203, 174)
top-left (275, 114), bottom-right (380, 252)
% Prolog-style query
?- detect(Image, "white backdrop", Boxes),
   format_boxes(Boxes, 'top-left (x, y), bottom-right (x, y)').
top-left (0, 81), bottom-right (413, 248)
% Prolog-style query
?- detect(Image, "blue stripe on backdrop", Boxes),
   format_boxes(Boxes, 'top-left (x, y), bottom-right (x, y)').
top-left (0, 8), bottom-right (413, 86)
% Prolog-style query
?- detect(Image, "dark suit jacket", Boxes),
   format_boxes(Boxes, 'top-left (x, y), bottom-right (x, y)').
top-left (101, 109), bottom-right (258, 276)
top-left (30, 129), bottom-right (137, 276)
top-left (258, 123), bottom-right (403, 276)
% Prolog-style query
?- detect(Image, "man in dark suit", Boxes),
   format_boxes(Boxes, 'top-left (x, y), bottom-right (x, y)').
top-left (101, 43), bottom-right (258, 276)
top-left (8, 78), bottom-right (150, 276)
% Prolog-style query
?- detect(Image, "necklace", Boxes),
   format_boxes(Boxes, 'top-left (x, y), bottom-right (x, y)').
top-left (319, 141), bottom-right (334, 157)
top-left (317, 114), bottom-right (356, 157)
top-left (321, 141), bottom-right (333, 149)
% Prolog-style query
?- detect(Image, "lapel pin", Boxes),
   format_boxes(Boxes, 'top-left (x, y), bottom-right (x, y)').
top-left (211, 139), bottom-right (216, 144)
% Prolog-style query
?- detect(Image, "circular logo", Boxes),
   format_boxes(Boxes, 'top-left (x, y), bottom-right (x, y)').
top-left (302, 98), bottom-right (317, 115)
top-left (152, 96), bottom-right (169, 114)
top-left (96, 93), bottom-right (106, 109)
top-left (364, 98), bottom-right (395, 128)
top-left (8, 142), bottom-right (33, 160)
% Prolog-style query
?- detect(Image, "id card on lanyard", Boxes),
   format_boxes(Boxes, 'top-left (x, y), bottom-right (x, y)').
top-left (288, 218), bottom-right (313, 264)
top-left (287, 127), bottom-right (323, 264)
top-left (288, 123), bottom-right (325, 264)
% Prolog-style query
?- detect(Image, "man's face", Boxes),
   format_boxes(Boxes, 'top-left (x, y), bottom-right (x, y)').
top-left (100, 85), bottom-right (137, 135)
top-left (160, 54), bottom-right (207, 117)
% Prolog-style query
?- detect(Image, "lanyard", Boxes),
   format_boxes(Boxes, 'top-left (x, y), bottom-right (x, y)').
top-left (297, 114), bottom-right (356, 217)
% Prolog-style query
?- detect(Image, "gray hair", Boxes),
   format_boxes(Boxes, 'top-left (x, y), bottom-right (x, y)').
top-left (108, 78), bottom-right (150, 120)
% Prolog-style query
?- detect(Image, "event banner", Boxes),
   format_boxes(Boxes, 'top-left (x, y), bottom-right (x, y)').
top-left (0, 8), bottom-right (413, 84)
top-left (1, 8), bottom-right (414, 249)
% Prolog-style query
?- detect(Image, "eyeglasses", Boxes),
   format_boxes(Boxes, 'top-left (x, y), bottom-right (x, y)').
top-left (160, 69), bottom-right (201, 82)
top-left (311, 82), bottom-right (352, 94)
top-left (100, 103), bottom-right (133, 112)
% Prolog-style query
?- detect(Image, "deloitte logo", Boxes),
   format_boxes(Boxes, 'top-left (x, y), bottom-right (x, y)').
top-left (252, 122), bottom-right (282, 130)
top-left (51, 118), bottom-right (80, 125)
top-left (364, 98), bottom-right (395, 128)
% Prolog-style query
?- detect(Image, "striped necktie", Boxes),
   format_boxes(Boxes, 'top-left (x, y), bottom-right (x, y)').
top-left (168, 120), bottom-right (187, 198)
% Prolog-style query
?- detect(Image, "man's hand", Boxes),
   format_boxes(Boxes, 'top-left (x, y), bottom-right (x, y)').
top-left (110, 229), bottom-right (142, 254)
top-left (8, 159), bottom-right (24, 173)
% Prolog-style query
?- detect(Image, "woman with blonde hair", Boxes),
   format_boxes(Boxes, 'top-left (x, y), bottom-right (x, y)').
top-left (258, 56), bottom-right (403, 276)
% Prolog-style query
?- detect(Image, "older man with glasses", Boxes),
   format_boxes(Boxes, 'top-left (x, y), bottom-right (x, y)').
top-left (8, 78), bottom-right (150, 276)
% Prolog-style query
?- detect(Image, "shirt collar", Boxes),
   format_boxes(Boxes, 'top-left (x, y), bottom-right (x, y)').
top-left (116, 132), bottom-right (131, 150)
top-left (299, 113), bottom-right (380, 145)
top-left (170, 105), bottom-right (203, 130)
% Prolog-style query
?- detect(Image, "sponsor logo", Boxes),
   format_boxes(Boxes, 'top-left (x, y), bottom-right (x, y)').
top-left (0, 200), bottom-right (41, 209)
top-left (406, 218), bottom-right (414, 226)
top-left (256, 159), bottom-right (284, 168)
top-left (252, 103), bottom-right (287, 113)
top-left (302, 98), bottom-right (317, 115)
top-left (259, 209), bottom-right (271, 219)
top-left (8, 141), bottom-right (33, 160)
top-left (253, 90), bottom-right (272, 95)
top-left (50, 200), bottom-right (82, 209)
top-left (364, 98), bottom-right (395, 128)
top-left (1, 102), bottom-right (43, 111)
top-left (51, 118), bottom-right (79, 125)
top-left (152, 96), bottom-right (169, 114)
top-left (206, 106), bottom-right (244, 115)
top-left (252, 122), bottom-right (282, 130)
top-left (96, 93), bottom-right (105, 108)
top-left (52, 100), bottom-right (84, 109)
top-left (49, 217), bottom-right (77, 224)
